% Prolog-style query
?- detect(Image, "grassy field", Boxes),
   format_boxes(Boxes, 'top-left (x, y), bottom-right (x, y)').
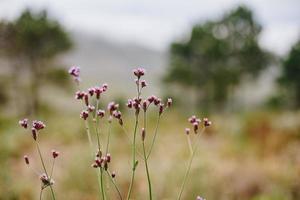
top-left (0, 108), bottom-right (299, 200)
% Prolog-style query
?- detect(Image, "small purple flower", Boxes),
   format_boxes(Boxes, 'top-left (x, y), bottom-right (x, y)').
top-left (68, 66), bottom-right (80, 82)
top-left (127, 99), bottom-right (133, 108)
top-left (141, 80), bottom-right (147, 88)
top-left (75, 91), bottom-right (85, 100)
top-left (133, 68), bottom-right (145, 79)
top-left (52, 150), bottom-right (60, 159)
top-left (19, 118), bottom-right (28, 129)
top-left (88, 88), bottom-right (95, 96)
top-left (32, 120), bottom-right (46, 130)
top-left (102, 83), bottom-right (108, 92)
top-left (107, 102), bottom-right (119, 115)
top-left (106, 153), bottom-right (111, 163)
top-left (142, 100), bottom-right (148, 112)
top-left (94, 87), bottom-right (103, 99)
top-left (203, 118), bottom-right (212, 127)
top-left (87, 105), bottom-right (95, 112)
top-left (147, 95), bottom-right (156, 104)
top-left (97, 110), bottom-right (105, 118)
top-left (154, 98), bottom-right (161, 106)
top-left (69, 66), bottom-right (80, 77)
top-left (80, 110), bottom-right (89, 120)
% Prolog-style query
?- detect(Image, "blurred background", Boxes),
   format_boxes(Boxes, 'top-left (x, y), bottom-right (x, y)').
top-left (0, 0), bottom-right (299, 199)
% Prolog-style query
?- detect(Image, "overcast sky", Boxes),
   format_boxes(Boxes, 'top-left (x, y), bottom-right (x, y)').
top-left (0, 0), bottom-right (299, 55)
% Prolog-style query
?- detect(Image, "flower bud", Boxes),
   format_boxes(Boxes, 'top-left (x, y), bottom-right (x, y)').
top-left (95, 87), bottom-right (103, 99)
top-left (111, 171), bottom-right (116, 178)
top-left (102, 83), bottom-right (108, 92)
top-left (147, 95), bottom-right (156, 104)
top-left (203, 118), bottom-right (212, 127)
top-left (31, 128), bottom-right (37, 140)
top-left (19, 118), bottom-right (28, 129)
top-left (141, 80), bottom-right (147, 88)
top-left (24, 155), bottom-right (29, 165)
top-left (142, 100), bottom-right (148, 112)
top-left (52, 150), bottom-right (59, 159)
top-left (75, 91), bottom-right (85, 100)
top-left (106, 153), bottom-right (111, 163)
top-left (88, 88), bottom-right (95, 96)
top-left (159, 103), bottom-right (164, 115)
top-left (80, 110), bottom-right (89, 120)
top-left (185, 128), bottom-right (190, 135)
top-left (97, 110), bottom-right (105, 118)
top-left (84, 93), bottom-right (89, 106)
top-left (196, 196), bottom-right (205, 200)
top-left (141, 128), bottom-right (146, 141)
top-left (88, 105), bottom-right (95, 112)
top-left (167, 98), bottom-right (172, 107)
top-left (154, 98), bottom-right (161, 106)
top-left (193, 122), bottom-right (199, 133)
top-left (127, 99), bottom-right (133, 108)
top-left (92, 163), bottom-right (98, 168)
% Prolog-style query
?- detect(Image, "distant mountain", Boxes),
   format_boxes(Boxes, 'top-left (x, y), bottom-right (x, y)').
top-left (61, 32), bottom-right (167, 96)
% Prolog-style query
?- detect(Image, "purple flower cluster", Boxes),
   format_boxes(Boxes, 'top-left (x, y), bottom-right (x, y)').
top-left (92, 150), bottom-right (113, 171)
top-left (187, 115), bottom-right (211, 134)
top-left (68, 66), bottom-right (80, 83)
top-left (19, 119), bottom-right (46, 140)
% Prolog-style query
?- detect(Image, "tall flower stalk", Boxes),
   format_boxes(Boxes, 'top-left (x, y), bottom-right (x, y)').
top-left (177, 116), bottom-right (212, 200)
top-left (19, 119), bottom-right (59, 200)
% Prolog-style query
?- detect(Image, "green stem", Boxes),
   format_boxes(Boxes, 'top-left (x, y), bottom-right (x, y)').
top-left (106, 171), bottom-right (123, 200)
top-left (126, 117), bottom-right (138, 200)
top-left (143, 111), bottom-right (152, 200)
top-left (142, 142), bottom-right (152, 200)
top-left (105, 122), bottom-right (112, 154)
top-left (39, 188), bottom-right (43, 200)
top-left (36, 142), bottom-right (56, 200)
top-left (50, 158), bottom-right (55, 179)
top-left (177, 128), bottom-right (205, 200)
top-left (126, 79), bottom-right (141, 200)
top-left (100, 168), bottom-right (106, 200)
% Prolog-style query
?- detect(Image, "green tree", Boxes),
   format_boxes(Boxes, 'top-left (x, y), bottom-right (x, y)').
top-left (278, 39), bottom-right (300, 108)
top-left (0, 9), bottom-right (72, 114)
top-left (164, 6), bottom-right (270, 111)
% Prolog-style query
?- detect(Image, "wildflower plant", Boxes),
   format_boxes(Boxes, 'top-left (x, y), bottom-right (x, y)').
top-left (19, 119), bottom-right (59, 200)
top-left (19, 66), bottom-right (211, 200)
top-left (68, 66), bottom-right (212, 200)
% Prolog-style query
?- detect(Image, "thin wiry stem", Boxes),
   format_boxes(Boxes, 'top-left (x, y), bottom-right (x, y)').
top-left (39, 188), bottom-right (43, 200)
top-left (146, 115), bottom-right (161, 159)
top-left (126, 80), bottom-right (141, 200)
top-left (84, 120), bottom-right (93, 147)
top-left (187, 135), bottom-right (193, 155)
top-left (106, 170), bottom-right (123, 200)
top-left (100, 168), bottom-right (106, 200)
top-left (35, 141), bottom-right (56, 200)
top-left (105, 122), bottom-right (112, 155)
top-left (142, 111), bottom-right (152, 200)
top-left (177, 128), bottom-right (205, 200)
top-left (50, 158), bottom-right (55, 179)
